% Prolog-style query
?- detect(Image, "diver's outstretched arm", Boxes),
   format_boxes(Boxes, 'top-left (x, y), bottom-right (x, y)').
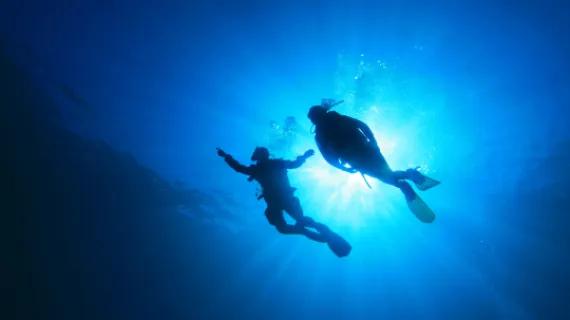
top-left (284, 149), bottom-right (314, 169)
top-left (216, 148), bottom-right (254, 175)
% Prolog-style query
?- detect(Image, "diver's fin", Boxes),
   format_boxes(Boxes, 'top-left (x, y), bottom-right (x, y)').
top-left (415, 175), bottom-right (440, 191)
top-left (315, 224), bottom-right (352, 257)
top-left (326, 232), bottom-right (352, 257)
top-left (407, 195), bottom-right (436, 223)
top-left (407, 168), bottom-right (441, 191)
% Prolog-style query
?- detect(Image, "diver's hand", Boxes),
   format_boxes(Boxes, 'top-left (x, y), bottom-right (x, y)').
top-left (303, 149), bottom-right (315, 159)
top-left (216, 148), bottom-right (228, 158)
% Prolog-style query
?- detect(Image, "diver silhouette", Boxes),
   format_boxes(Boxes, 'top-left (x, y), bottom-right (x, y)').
top-left (216, 147), bottom-right (351, 257)
top-left (308, 101), bottom-right (440, 223)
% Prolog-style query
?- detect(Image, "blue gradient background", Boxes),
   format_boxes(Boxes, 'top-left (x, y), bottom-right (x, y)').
top-left (2, 1), bottom-right (569, 319)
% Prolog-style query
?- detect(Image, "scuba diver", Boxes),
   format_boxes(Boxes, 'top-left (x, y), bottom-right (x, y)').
top-left (216, 146), bottom-right (351, 257)
top-left (308, 100), bottom-right (440, 223)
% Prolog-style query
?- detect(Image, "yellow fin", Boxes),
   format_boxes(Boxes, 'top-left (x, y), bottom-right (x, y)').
top-left (415, 176), bottom-right (441, 191)
top-left (407, 195), bottom-right (436, 223)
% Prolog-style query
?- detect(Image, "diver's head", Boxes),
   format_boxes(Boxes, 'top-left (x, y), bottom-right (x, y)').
top-left (251, 147), bottom-right (270, 161)
top-left (308, 105), bottom-right (328, 125)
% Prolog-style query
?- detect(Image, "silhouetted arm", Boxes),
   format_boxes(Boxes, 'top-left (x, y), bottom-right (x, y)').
top-left (216, 148), bottom-right (254, 175)
top-left (284, 149), bottom-right (315, 169)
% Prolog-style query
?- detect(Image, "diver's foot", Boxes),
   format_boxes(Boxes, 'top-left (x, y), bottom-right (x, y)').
top-left (314, 223), bottom-right (331, 236)
top-left (398, 180), bottom-right (417, 202)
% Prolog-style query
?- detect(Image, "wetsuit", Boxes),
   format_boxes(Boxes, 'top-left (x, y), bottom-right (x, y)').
top-left (222, 155), bottom-right (327, 242)
top-left (315, 111), bottom-right (416, 200)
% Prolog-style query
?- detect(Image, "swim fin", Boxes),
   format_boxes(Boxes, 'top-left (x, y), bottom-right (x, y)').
top-left (407, 169), bottom-right (441, 191)
top-left (415, 176), bottom-right (440, 191)
top-left (326, 232), bottom-right (352, 257)
top-left (315, 224), bottom-right (352, 257)
top-left (407, 194), bottom-right (436, 223)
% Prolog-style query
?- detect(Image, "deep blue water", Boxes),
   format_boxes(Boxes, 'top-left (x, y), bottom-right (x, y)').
top-left (2, 1), bottom-right (570, 319)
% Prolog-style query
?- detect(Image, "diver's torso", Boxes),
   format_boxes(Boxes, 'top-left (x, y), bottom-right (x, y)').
top-left (316, 113), bottom-right (387, 170)
top-left (251, 160), bottom-right (294, 203)
top-left (316, 113), bottom-right (372, 153)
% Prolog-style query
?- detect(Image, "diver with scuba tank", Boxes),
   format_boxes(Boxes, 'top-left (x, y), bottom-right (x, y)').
top-left (308, 99), bottom-right (440, 222)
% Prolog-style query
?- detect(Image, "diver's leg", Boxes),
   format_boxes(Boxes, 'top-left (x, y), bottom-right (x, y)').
top-left (385, 176), bottom-right (416, 201)
top-left (285, 197), bottom-right (352, 256)
top-left (360, 150), bottom-right (415, 182)
top-left (281, 198), bottom-right (352, 256)
top-left (394, 179), bottom-right (416, 201)
top-left (265, 205), bottom-right (284, 227)
top-left (369, 151), bottom-right (436, 187)
top-left (388, 168), bottom-right (424, 184)
top-left (391, 170), bottom-right (412, 180)
top-left (358, 151), bottom-right (416, 199)
top-left (283, 197), bottom-right (328, 243)
top-left (368, 165), bottom-right (417, 201)
top-left (265, 203), bottom-right (326, 242)
top-left (367, 161), bottom-right (438, 222)
top-left (385, 168), bottom-right (440, 191)
top-left (274, 222), bottom-right (327, 243)
top-left (265, 205), bottom-right (299, 235)
top-left (284, 225), bottom-right (328, 243)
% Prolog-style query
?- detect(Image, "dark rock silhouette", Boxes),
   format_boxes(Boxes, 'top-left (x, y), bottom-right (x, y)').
top-left (0, 47), bottom-right (245, 319)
